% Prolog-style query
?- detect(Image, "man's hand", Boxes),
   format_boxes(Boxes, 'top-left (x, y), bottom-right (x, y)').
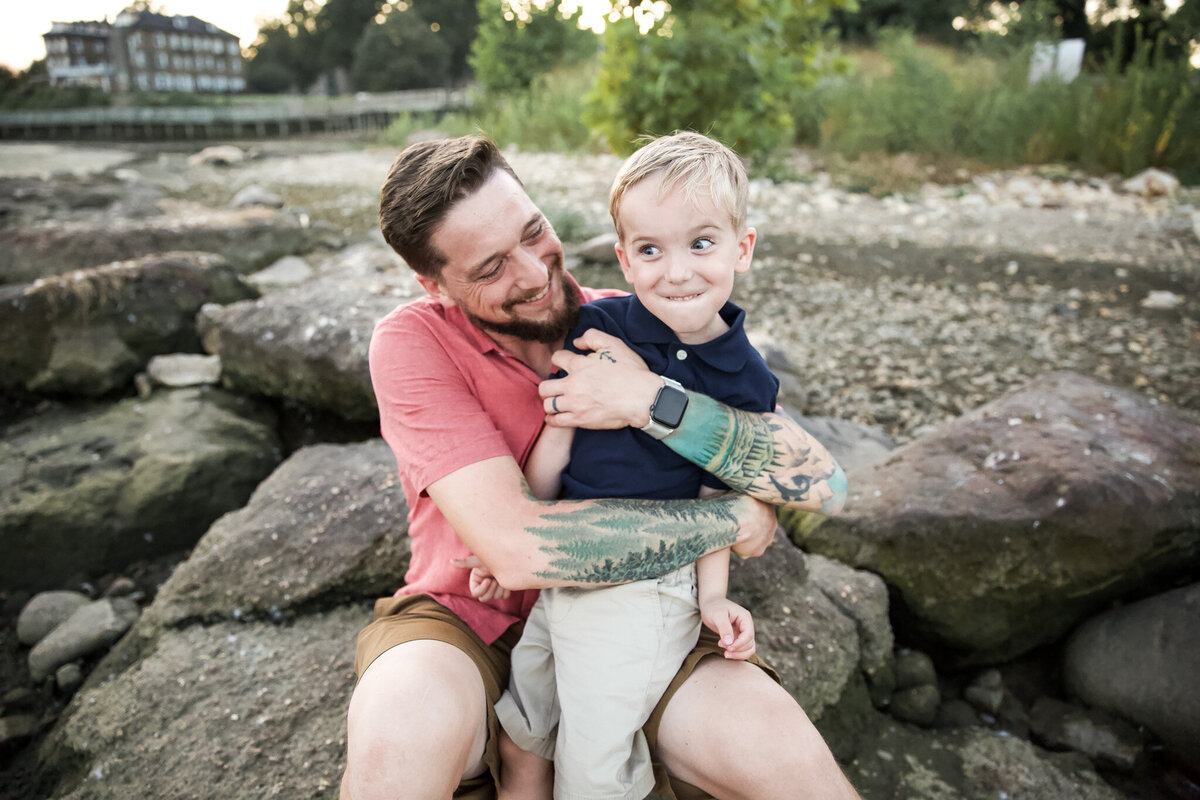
top-left (701, 598), bottom-right (757, 660)
top-left (731, 494), bottom-right (777, 559)
top-left (539, 329), bottom-right (661, 430)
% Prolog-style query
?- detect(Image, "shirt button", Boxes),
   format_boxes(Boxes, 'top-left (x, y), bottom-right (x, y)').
top-left (675, 349), bottom-right (688, 360)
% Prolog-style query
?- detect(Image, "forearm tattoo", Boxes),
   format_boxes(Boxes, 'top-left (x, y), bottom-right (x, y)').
top-left (665, 392), bottom-right (846, 510)
top-left (524, 487), bottom-right (742, 584)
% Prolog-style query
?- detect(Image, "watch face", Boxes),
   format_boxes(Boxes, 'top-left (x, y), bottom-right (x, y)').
top-left (652, 386), bottom-right (689, 428)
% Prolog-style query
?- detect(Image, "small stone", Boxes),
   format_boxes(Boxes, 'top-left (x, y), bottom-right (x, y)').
top-left (574, 232), bottom-right (619, 263)
top-left (28, 598), bottom-right (141, 682)
top-left (1140, 290), bottom-right (1182, 310)
top-left (965, 684), bottom-right (1006, 714)
top-left (102, 577), bottom-right (138, 598)
top-left (2, 687), bottom-right (36, 710)
top-left (894, 648), bottom-right (938, 689)
top-left (56, 663), bottom-right (85, 694)
top-left (146, 354), bottom-right (222, 388)
top-left (0, 715), bottom-right (38, 746)
top-left (231, 185), bottom-right (283, 209)
top-left (890, 684), bottom-right (941, 727)
top-left (1030, 697), bottom-right (1143, 772)
top-left (935, 698), bottom-right (983, 729)
top-left (247, 256), bottom-right (314, 291)
top-left (17, 591), bottom-right (91, 646)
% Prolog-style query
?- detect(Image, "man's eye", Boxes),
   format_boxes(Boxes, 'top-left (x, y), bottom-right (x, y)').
top-left (692, 237), bottom-right (715, 252)
top-left (479, 261), bottom-right (504, 281)
top-left (525, 222), bottom-right (546, 242)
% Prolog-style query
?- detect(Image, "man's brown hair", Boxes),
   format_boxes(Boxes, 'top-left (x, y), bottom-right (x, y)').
top-left (379, 135), bottom-right (520, 279)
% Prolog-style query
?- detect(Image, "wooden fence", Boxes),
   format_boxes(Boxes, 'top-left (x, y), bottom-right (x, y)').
top-left (0, 89), bottom-right (470, 141)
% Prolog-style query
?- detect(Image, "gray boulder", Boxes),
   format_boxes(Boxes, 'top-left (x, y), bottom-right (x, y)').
top-left (0, 387), bottom-right (281, 591)
top-left (36, 606), bottom-right (365, 800)
top-left (0, 252), bottom-right (254, 396)
top-left (17, 591), bottom-right (91, 646)
top-left (198, 245), bottom-right (421, 421)
top-left (786, 372), bottom-right (1200, 662)
top-left (1063, 582), bottom-right (1200, 765)
top-left (846, 722), bottom-right (1127, 800)
top-left (728, 535), bottom-right (893, 750)
top-left (28, 598), bottom-right (141, 682)
top-left (145, 440), bottom-right (411, 627)
top-left (0, 207), bottom-right (311, 285)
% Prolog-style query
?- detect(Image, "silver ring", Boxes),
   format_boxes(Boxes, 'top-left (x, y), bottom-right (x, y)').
top-left (551, 396), bottom-right (560, 414)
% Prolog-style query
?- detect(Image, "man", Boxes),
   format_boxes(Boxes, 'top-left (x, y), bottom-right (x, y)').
top-left (343, 135), bottom-right (857, 800)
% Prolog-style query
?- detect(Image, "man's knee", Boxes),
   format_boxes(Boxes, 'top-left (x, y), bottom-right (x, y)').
top-left (345, 641), bottom-right (490, 799)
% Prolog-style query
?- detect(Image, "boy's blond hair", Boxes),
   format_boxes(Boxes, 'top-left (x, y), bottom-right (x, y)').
top-left (609, 131), bottom-right (749, 240)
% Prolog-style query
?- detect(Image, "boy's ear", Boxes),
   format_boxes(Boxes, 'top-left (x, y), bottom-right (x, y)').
top-left (735, 226), bottom-right (757, 274)
top-left (415, 273), bottom-right (454, 306)
top-left (614, 240), bottom-right (635, 284)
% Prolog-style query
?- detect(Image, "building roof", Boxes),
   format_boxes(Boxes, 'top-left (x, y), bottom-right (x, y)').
top-left (113, 9), bottom-right (237, 40)
top-left (45, 21), bottom-right (112, 38)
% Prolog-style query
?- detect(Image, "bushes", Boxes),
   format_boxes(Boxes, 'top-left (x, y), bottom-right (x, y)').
top-left (811, 29), bottom-right (1199, 180)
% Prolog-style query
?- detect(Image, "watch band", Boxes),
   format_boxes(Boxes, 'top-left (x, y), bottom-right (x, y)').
top-left (640, 376), bottom-right (688, 440)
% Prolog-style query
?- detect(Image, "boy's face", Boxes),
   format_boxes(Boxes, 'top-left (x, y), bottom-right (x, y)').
top-left (614, 176), bottom-right (755, 345)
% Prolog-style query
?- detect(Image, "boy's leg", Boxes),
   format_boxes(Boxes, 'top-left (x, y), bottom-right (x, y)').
top-left (496, 595), bottom-right (557, 800)
top-left (551, 569), bottom-right (699, 800)
top-left (654, 656), bottom-right (862, 800)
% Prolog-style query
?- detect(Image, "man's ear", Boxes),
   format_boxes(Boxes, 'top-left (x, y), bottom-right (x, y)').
top-left (614, 241), bottom-right (634, 285)
top-left (735, 226), bottom-right (757, 274)
top-left (416, 273), bottom-right (453, 306)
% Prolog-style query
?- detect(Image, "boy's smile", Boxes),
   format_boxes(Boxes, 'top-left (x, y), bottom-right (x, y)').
top-left (614, 177), bottom-right (756, 345)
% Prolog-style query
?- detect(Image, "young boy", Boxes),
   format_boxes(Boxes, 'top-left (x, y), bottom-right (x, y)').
top-left (470, 131), bottom-right (778, 800)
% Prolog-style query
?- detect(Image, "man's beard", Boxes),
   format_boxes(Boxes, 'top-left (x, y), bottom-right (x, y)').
top-left (465, 261), bottom-right (581, 344)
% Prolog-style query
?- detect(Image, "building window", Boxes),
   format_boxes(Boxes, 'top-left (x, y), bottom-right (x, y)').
top-left (155, 33), bottom-right (166, 48)
top-left (227, 41), bottom-right (238, 55)
top-left (157, 52), bottom-right (168, 68)
top-left (136, 73), bottom-right (150, 90)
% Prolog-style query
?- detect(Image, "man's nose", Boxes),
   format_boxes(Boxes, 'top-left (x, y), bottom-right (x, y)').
top-left (512, 246), bottom-right (548, 286)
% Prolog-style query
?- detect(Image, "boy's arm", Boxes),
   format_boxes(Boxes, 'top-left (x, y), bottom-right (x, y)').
top-left (541, 330), bottom-right (847, 519)
top-left (524, 425), bottom-right (574, 500)
top-left (696, 487), bottom-right (756, 660)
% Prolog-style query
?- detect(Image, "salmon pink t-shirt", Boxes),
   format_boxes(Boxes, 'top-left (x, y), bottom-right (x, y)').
top-left (368, 284), bottom-right (620, 644)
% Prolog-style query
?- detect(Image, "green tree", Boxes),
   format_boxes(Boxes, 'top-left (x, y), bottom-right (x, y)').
top-left (586, 0), bottom-right (846, 163)
top-left (469, 0), bottom-right (596, 95)
top-left (350, 9), bottom-right (453, 90)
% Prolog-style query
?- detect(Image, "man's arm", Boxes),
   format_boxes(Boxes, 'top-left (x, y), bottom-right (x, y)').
top-left (541, 329), bottom-right (847, 515)
top-left (429, 455), bottom-right (776, 592)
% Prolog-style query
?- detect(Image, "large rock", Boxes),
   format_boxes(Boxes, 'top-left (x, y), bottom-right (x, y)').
top-left (785, 372), bottom-right (1200, 662)
top-left (0, 207), bottom-right (311, 285)
top-left (35, 607), bottom-right (365, 800)
top-left (146, 440), bottom-right (411, 627)
top-left (198, 244), bottom-right (420, 421)
top-left (728, 534), bottom-right (893, 747)
top-left (1062, 583), bottom-right (1200, 765)
top-left (0, 252), bottom-right (255, 396)
top-left (846, 722), bottom-right (1127, 800)
top-left (0, 387), bottom-right (281, 592)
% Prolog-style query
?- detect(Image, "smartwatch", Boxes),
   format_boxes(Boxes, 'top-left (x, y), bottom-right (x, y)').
top-left (640, 376), bottom-right (689, 440)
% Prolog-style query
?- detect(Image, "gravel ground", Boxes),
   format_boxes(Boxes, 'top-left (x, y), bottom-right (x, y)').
top-left (6, 139), bottom-right (1198, 444)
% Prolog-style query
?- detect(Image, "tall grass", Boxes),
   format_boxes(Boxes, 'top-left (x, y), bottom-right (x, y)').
top-left (804, 29), bottom-right (1199, 181)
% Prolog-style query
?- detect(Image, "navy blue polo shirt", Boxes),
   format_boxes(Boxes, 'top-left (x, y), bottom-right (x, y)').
top-left (559, 294), bottom-right (779, 500)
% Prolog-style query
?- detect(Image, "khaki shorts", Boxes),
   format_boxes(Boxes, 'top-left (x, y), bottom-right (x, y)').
top-left (354, 593), bottom-right (780, 800)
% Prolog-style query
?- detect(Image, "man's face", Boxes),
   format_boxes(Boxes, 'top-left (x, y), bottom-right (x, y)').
top-left (420, 170), bottom-right (579, 344)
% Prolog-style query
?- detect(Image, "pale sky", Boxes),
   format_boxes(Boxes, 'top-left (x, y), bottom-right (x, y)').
top-left (2, 1), bottom-right (292, 72)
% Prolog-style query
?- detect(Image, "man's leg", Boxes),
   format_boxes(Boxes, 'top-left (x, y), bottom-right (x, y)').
top-left (655, 657), bottom-right (861, 800)
top-left (342, 640), bottom-right (489, 800)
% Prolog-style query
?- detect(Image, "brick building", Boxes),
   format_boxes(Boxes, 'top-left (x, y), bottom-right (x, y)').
top-left (43, 9), bottom-right (245, 94)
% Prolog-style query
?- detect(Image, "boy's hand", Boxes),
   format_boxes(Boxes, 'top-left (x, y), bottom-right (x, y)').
top-left (700, 598), bottom-right (757, 660)
top-left (452, 555), bottom-right (512, 603)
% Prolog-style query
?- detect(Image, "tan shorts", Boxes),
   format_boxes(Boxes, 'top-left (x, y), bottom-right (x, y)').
top-left (353, 593), bottom-right (780, 800)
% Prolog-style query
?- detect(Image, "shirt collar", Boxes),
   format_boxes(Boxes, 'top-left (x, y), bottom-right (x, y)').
top-left (625, 296), bottom-right (752, 373)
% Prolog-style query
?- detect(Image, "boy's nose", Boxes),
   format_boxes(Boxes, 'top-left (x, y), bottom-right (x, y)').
top-left (665, 253), bottom-right (692, 283)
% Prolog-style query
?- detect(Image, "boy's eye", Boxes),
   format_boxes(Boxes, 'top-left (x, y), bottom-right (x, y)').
top-left (638, 244), bottom-right (661, 257)
top-left (691, 237), bottom-right (715, 252)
